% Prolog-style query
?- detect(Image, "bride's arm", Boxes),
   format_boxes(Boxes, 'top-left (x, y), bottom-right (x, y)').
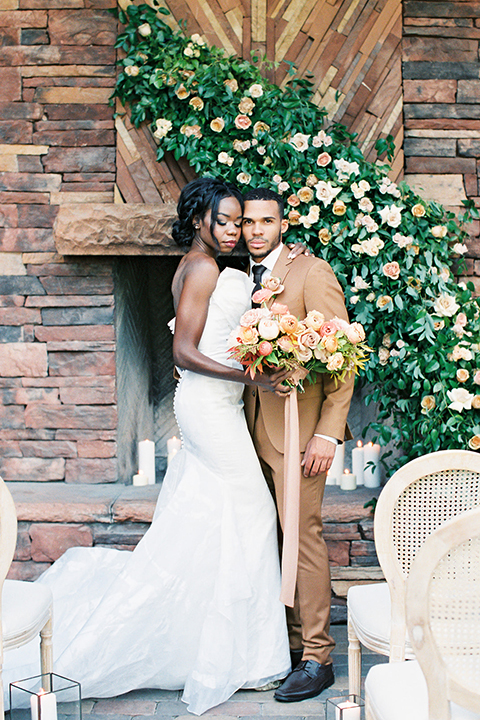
top-left (173, 258), bottom-right (289, 392)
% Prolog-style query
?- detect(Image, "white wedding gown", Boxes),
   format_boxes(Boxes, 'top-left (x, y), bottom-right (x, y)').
top-left (4, 268), bottom-right (290, 715)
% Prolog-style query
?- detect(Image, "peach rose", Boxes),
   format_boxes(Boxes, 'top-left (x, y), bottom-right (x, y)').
top-left (258, 318), bottom-right (280, 340)
top-left (238, 96), bottom-right (255, 114)
top-left (319, 321), bottom-right (338, 337)
top-left (376, 295), bottom-right (392, 309)
top-left (288, 209), bottom-right (301, 224)
top-left (239, 309), bottom-right (263, 327)
top-left (253, 121), bottom-right (270, 136)
top-left (456, 312), bottom-right (468, 327)
top-left (346, 322), bottom-right (366, 344)
top-left (252, 288), bottom-right (273, 304)
top-left (287, 194), bottom-right (300, 207)
top-left (327, 352), bottom-right (344, 372)
top-left (322, 335), bottom-right (338, 353)
top-left (271, 302), bottom-right (289, 315)
top-left (412, 203), bottom-right (426, 218)
top-left (295, 345), bottom-right (313, 362)
top-left (299, 329), bottom-right (321, 349)
top-left (263, 276), bottom-right (284, 293)
top-left (235, 114), bottom-right (252, 130)
top-left (224, 78), bottom-right (238, 92)
top-left (279, 314), bottom-right (300, 335)
top-left (472, 395), bottom-right (480, 409)
top-left (421, 395), bottom-right (436, 412)
top-left (238, 325), bottom-right (259, 344)
top-left (258, 340), bottom-right (273, 356)
top-left (332, 200), bottom-right (347, 216)
top-left (277, 335), bottom-right (294, 353)
top-left (298, 187), bottom-right (314, 203)
top-left (468, 434), bottom-right (480, 450)
top-left (306, 174), bottom-right (318, 187)
top-left (383, 261), bottom-right (401, 280)
top-left (474, 370), bottom-right (480, 385)
top-left (457, 368), bottom-right (470, 383)
top-left (175, 84), bottom-right (190, 99)
top-left (189, 96), bottom-right (204, 110)
top-left (304, 310), bottom-right (325, 331)
top-left (318, 228), bottom-right (331, 245)
top-left (317, 152), bottom-right (332, 167)
top-left (210, 117), bottom-right (225, 132)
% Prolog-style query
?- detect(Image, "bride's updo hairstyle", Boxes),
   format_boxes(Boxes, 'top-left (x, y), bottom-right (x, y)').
top-left (172, 177), bottom-right (244, 248)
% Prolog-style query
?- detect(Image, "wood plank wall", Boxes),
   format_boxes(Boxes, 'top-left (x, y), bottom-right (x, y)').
top-left (116, 0), bottom-right (404, 205)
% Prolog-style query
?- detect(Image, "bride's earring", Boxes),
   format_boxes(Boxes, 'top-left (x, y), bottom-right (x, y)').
top-left (194, 224), bottom-right (200, 230)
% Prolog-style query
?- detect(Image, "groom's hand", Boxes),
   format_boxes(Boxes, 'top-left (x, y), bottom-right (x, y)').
top-left (301, 436), bottom-right (336, 477)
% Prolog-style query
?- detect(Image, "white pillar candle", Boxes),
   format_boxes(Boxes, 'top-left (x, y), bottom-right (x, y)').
top-left (167, 435), bottom-right (182, 464)
top-left (351, 440), bottom-right (364, 486)
top-left (335, 699), bottom-right (361, 720)
top-left (138, 439), bottom-right (156, 485)
top-left (340, 469), bottom-right (356, 491)
top-left (325, 471), bottom-right (336, 486)
top-left (133, 470), bottom-right (148, 486)
top-left (328, 443), bottom-right (345, 485)
top-left (31, 690), bottom-right (57, 720)
top-left (363, 442), bottom-right (381, 488)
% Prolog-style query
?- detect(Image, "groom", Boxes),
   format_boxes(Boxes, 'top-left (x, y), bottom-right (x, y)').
top-left (242, 187), bottom-right (354, 702)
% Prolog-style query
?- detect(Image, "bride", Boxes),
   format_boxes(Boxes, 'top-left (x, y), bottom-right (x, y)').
top-left (5, 177), bottom-right (291, 715)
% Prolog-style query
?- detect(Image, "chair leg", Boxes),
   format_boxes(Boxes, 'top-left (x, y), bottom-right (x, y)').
top-left (40, 609), bottom-right (54, 686)
top-left (348, 613), bottom-right (362, 696)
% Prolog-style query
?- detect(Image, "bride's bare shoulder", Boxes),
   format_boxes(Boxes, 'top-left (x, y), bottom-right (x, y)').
top-left (172, 252), bottom-right (219, 307)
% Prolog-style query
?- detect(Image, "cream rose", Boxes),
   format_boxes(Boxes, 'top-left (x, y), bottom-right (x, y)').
top-left (472, 396), bottom-right (480, 410)
top-left (249, 83), bottom-right (263, 98)
top-left (299, 329), bottom-right (321, 349)
top-left (318, 228), bottom-right (331, 245)
top-left (210, 117), bottom-right (225, 132)
top-left (253, 121), bottom-right (270, 136)
top-left (327, 352), bottom-right (344, 372)
top-left (236, 172), bottom-right (251, 185)
top-left (277, 335), bottom-right (294, 353)
top-left (224, 78), bottom-right (238, 92)
top-left (474, 370), bottom-right (480, 385)
top-left (295, 345), bottom-right (313, 362)
top-left (379, 204), bottom-right (402, 228)
top-left (125, 65), bottom-right (140, 77)
top-left (412, 203), bottom-right (426, 218)
top-left (306, 174), bottom-right (318, 187)
top-left (376, 295), bottom-right (392, 309)
top-left (290, 132), bottom-right (310, 152)
top-left (239, 309), bottom-right (263, 326)
top-left (378, 347), bottom-right (390, 365)
top-left (346, 323), bottom-right (366, 344)
top-left (421, 395), bottom-right (436, 412)
top-left (359, 197), bottom-right (374, 213)
top-left (138, 22), bottom-right (151, 36)
top-left (175, 84), bottom-right (189, 99)
top-left (153, 118), bottom-right (172, 139)
top-left (304, 310), bottom-right (325, 331)
top-left (258, 318), bottom-right (280, 340)
top-left (447, 387), bottom-right (474, 412)
top-left (263, 276), bottom-right (284, 293)
top-left (217, 151), bottom-right (233, 166)
top-left (430, 225), bottom-right (447, 238)
top-left (238, 96), bottom-right (255, 114)
top-left (288, 210), bottom-right (301, 225)
top-left (433, 293), bottom-right (460, 317)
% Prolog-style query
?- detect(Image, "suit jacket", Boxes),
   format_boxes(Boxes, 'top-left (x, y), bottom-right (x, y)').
top-left (244, 245), bottom-right (354, 454)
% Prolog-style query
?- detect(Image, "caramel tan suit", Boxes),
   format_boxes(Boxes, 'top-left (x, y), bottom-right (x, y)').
top-left (244, 245), bottom-right (354, 665)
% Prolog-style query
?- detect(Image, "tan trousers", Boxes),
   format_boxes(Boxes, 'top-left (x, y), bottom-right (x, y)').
top-left (251, 406), bottom-right (335, 666)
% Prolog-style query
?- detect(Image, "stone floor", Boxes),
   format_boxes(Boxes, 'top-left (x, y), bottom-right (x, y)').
top-left (40, 624), bottom-right (388, 720)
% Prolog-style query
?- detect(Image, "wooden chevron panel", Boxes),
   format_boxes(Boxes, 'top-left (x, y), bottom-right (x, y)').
top-left (116, 0), bottom-right (403, 203)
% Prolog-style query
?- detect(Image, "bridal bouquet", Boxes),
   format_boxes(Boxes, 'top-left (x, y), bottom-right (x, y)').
top-left (229, 277), bottom-right (371, 388)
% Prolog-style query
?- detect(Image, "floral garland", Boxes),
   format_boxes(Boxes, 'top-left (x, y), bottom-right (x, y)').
top-left (113, 2), bottom-right (480, 466)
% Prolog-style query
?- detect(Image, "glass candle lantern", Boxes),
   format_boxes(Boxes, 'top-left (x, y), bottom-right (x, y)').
top-left (326, 694), bottom-right (365, 720)
top-left (10, 673), bottom-right (82, 720)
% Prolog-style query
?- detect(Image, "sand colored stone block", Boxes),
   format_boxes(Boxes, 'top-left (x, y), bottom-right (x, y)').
top-left (65, 457), bottom-right (117, 483)
top-left (21, 64), bottom-right (115, 77)
top-left (0, 252), bottom-right (26, 275)
top-left (404, 173), bottom-right (467, 206)
top-left (0, 342), bottom-right (47, 377)
top-left (0, 156), bottom-right (18, 172)
top-left (0, 144), bottom-right (48, 155)
top-left (51, 191), bottom-right (114, 204)
top-left (33, 86), bottom-right (112, 104)
top-left (0, 456), bottom-right (65, 481)
top-left (30, 523), bottom-right (93, 561)
top-left (35, 325), bottom-right (114, 341)
top-left (0, 9), bottom-right (46, 26)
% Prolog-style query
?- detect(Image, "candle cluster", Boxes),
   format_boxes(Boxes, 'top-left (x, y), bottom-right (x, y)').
top-left (133, 439), bottom-right (157, 486)
top-left (326, 440), bottom-right (381, 490)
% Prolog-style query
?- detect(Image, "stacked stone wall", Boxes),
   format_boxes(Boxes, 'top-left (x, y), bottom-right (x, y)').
top-left (0, 0), bottom-right (118, 483)
top-left (403, 0), bottom-right (480, 291)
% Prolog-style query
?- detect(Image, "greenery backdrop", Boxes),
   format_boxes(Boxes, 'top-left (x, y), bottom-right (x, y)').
top-left (113, 2), bottom-right (480, 468)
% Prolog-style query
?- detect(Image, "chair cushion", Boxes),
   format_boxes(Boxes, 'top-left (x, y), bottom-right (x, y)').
top-left (348, 582), bottom-right (414, 658)
top-left (366, 660), bottom-right (480, 720)
top-left (2, 579), bottom-right (52, 649)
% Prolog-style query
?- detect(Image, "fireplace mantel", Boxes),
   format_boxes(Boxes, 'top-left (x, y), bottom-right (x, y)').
top-left (54, 203), bottom-right (181, 255)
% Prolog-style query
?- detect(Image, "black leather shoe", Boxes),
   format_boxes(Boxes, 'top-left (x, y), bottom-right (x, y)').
top-left (290, 649), bottom-right (304, 670)
top-left (274, 660), bottom-right (334, 702)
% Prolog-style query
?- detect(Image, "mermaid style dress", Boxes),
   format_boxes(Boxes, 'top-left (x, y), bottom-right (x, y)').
top-left (4, 268), bottom-right (290, 715)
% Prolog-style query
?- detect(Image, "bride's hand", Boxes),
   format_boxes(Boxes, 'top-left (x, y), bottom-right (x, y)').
top-left (254, 368), bottom-right (292, 396)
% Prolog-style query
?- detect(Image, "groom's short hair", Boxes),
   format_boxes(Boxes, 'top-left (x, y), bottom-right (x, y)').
top-left (243, 187), bottom-right (284, 218)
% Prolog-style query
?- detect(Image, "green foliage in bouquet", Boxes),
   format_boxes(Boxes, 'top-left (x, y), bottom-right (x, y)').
top-left (113, 1), bottom-right (480, 466)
